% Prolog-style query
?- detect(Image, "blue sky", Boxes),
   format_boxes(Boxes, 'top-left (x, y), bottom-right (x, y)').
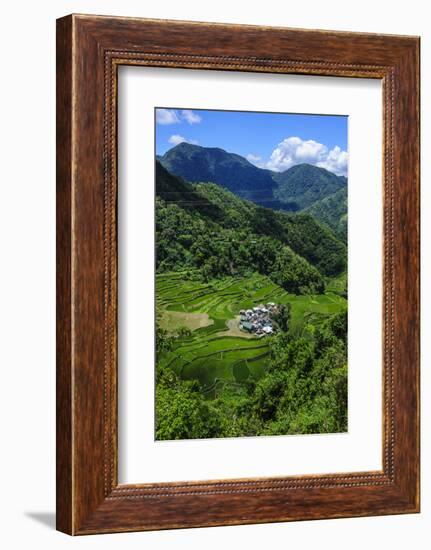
top-left (155, 108), bottom-right (348, 176)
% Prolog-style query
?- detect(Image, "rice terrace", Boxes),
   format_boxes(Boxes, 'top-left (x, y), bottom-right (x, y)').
top-left (155, 108), bottom-right (349, 441)
top-left (157, 271), bottom-right (346, 395)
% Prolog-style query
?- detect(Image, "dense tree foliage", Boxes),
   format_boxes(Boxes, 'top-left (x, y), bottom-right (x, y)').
top-left (156, 195), bottom-right (324, 294)
top-left (156, 162), bottom-right (346, 279)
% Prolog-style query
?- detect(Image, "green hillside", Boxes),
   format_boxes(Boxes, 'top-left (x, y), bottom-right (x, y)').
top-left (159, 142), bottom-right (280, 207)
top-left (159, 143), bottom-right (348, 219)
top-left (155, 162), bottom-right (348, 441)
top-left (272, 163), bottom-right (346, 210)
top-left (156, 161), bottom-right (347, 278)
top-left (305, 186), bottom-right (347, 242)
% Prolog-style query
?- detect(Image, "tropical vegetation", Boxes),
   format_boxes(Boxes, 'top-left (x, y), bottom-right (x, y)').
top-left (155, 145), bottom-right (348, 440)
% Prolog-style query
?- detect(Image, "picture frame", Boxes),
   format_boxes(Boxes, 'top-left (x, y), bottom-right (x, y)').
top-left (56, 14), bottom-right (420, 535)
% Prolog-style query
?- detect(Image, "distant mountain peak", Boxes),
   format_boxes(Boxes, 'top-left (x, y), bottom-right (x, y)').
top-left (170, 141), bottom-right (201, 152)
top-left (159, 143), bottom-right (278, 206)
top-left (285, 162), bottom-right (323, 173)
top-left (272, 162), bottom-right (346, 210)
top-left (279, 163), bottom-right (338, 177)
top-left (158, 144), bottom-right (346, 212)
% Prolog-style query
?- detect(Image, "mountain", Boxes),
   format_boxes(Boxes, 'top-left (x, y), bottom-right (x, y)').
top-left (158, 142), bottom-right (281, 208)
top-left (304, 186), bottom-right (347, 242)
top-left (155, 161), bottom-right (346, 277)
top-left (272, 163), bottom-right (347, 211)
top-left (159, 143), bottom-right (347, 216)
top-left (155, 161), bottom-right (225, 221)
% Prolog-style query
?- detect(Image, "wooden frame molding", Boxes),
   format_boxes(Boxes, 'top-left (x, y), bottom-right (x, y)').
top-left (56, 14), bottom-right (420, 535)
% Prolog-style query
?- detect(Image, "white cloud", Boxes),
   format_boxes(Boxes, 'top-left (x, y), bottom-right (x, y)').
top-left (156, 108), bottom-right (180, 125)
top-left (168, 134), bottom-right (199, 146)
top-left (156, 108), bottom-right (202, 127)
top-left (266, 136), bottom-right (348, 176)
top-left (316, 146), bottom-right (348, 176)
top-left (246, 154), bottom-right (265, 168)
top-left (181, 109), bottom-right (202, 124)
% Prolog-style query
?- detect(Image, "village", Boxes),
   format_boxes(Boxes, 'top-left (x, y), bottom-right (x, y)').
top-left (238, 302), bottom-right (279, 336)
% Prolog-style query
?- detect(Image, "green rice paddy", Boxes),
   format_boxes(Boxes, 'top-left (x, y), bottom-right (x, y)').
top-left (157, 271), bottom-right (346, 394)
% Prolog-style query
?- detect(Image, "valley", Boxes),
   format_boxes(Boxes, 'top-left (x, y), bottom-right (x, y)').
top-left (155, 141), bottom-right (348, 441)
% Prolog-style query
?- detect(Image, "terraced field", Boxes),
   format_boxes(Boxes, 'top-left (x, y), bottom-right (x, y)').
top-left (157, 271), bottom-right (346, 395)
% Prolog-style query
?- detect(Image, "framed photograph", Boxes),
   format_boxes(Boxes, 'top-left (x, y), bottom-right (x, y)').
top-left (56, 14), bottom-right (420, 535)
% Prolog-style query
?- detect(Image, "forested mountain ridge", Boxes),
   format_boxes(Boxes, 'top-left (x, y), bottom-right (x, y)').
top-left (156, 161), bottom-right (346, 281)
top-left (272, 163), bottom-right (346, 211)
top-left (304, 186), bottom-right (347, 242)
top-left (156, 159), bottom-right (225, 221)
top-left (159, 142), bottom-right (281, 208)
top-left (159, 143), bottom-right (347, 222)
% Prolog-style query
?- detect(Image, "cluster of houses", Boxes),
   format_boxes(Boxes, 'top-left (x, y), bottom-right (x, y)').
top-left (239, 303), bottom-right (279, 336)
